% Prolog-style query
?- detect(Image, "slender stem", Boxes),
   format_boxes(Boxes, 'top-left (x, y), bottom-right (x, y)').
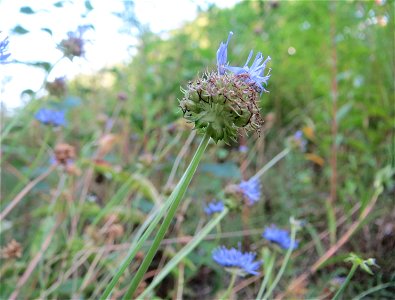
top-left (251, 148), bottom-right (290, 181)
top-left (164, 130), bottom-right (196, 190)
top-left (139, 208), bottom-right (228, 298)
top-left (5, 129), bottom-right (51, 201)
top-left (9, 171), bottom-right (66, 300)
top-left (256, 253), bottom-right (276, 300)
top-left (332, 263), bottom-right (358, 300)
top-left (262, 223), bottom-right (297, 300)
top-left (9, 217), bottom-right (63, 300)
top-left (99, 200), bottom-right (169, 300)
top-left (221, 272), bottom-right (237, 300)
top-left (175, 263), bottom-right (185, 300)
top-left (0, 165), bottom-right (55, 221)
top-left (280, 187), bottom-right (382, 299)
top-left (122, 133), bottom-right (210, 299)
top-left (352, 282), bottom-right (395, 300)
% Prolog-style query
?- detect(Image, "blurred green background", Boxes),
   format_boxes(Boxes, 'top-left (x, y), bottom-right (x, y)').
top-left (1, 0), bottom-right (394, 299)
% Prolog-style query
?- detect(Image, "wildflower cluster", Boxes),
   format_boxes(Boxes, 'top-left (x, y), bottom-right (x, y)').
top-left (180, 32), bottom-right (271, 143)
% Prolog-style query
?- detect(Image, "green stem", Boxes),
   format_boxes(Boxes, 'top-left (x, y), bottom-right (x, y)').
top-left (99, 192), bottom-right (171, 300)
top-left (332, 263), bottom-right (358, 300)
top-left (100, 134), bottom-right (208, 300)
top-left (121, 132), bottom-right (210, 300)
top-left (262, 222), bottom-right (297, 300)
top-left (352, 282), bottom-right (395, 300)
top-left (215, 221), bottom-right (222, 243)
top-left (256, 252), bottom-right (276, 300)
top-left (4, 129), bottom-right (51, 205)
top-left (251, 148), bottom-right (290, 181)
top-left (221, 272), bottom-right (237, 300)
top-left (139, 208), bottom-right (228, 298)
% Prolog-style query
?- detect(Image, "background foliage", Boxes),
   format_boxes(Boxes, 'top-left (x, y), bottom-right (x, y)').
top-left (1, 0), bottom-right (394, 299)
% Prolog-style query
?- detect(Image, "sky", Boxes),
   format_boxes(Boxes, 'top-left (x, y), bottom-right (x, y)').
top-left (0, 0), bottom-right (240, 110)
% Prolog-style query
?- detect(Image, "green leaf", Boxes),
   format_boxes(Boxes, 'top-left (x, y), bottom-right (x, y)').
top-left (20, 6), bottom-right (35, 14)
top-left (53, 1), bottom-right (63, 8)
top-left (41, 28), bottom-right (53, 35)
top-left (12, 25), bottom-right (29, 35)
top-left (336, 102), bottom-right (353, 123)
top-left (85, 0), bottom-right (93, 11)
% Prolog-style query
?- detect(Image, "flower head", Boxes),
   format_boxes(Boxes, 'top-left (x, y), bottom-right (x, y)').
top-left (216, 32), bottom-right (233, 75)
top-left (262, 225), bottom-right (298, 250)
top-left (46, 77), bottom-right (67, 97)
top-left (204, 200), bottom-right (224, 215)
top-left (238, 177), bottom-right (261, 205)
top-left (0, 239), bottom-right (22, 259)
top-left (59, 25), bottom-right (90, 59)
top-left (180, 32), bottom-right (269, 143)
top-left (227, 51), bottom-right (271, 93)
top-left (212, 245), bottom-right (261, 276)
top-left (0, 36), bottom-right (11, 63)
top-left (35, 108), bottom-right (66, 127)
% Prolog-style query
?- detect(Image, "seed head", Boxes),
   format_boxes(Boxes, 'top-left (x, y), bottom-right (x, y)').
top-left (180, 32), bottom-right (270, 143)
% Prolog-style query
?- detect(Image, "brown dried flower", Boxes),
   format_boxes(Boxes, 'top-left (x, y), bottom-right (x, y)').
top-left (54, 143), bottom-right (76, 165)
top-left (1, 239), bottom-right (22, 259)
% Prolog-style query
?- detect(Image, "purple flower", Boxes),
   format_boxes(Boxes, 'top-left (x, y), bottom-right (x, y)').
top-left (262, 225), bottom-right (298, 250)
top-left (59, 25), bottom-right (91, 59)
top-left (212, 245), bottom-right (261, 276)
top-left (35, 108), bottom-right (66, 127)
top-left (204, 200), bottom-right (224, 215)
top-left (216, 32), bottom-right (233, 75)
top-left (239, 145), bottom-right (248, 153)
top-left (293, 130), bottom-right (307, 151)
top-left (238, 177), bottom-right (261, 205)
top-left (0, 36), bottom-right (11, 63)
top-left (227, 50), bottom-right (271, 93)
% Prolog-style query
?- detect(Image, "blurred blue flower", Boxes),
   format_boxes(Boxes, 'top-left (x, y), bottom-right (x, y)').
top-left (293, 130), bottom-right (307, 151)
top-left (239, 145), bottom-right (248, 153)
top-left (262, 225), bottom-right (298, 250)
top-left (216, 31), bottom-right (233, 75)
top-left (212, 245), bottom-right (261, 276)
top-left (227, 50), bottom-right (271, 93)
top-left (204, 200), bottom-right (224, 215)
top-left (238, 177), bottom-right (261, 205)
top-left (0, 36), bottom-right (11, 63)
top-left (35, 108), bottom-right (66, 127)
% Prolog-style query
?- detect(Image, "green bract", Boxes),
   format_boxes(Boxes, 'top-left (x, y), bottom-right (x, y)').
top-left (180, 71), bottom-right (263, 143)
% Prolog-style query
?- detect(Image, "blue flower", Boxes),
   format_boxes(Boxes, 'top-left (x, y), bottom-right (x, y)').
top-left (216, 32), bottom-right (233, 75)
top-left (238, 177), bottom-right (261, 205)
top-left (0, 36), bottom-right (11, 63)
top-left (227, 50), bottom-right (271, 93)
top-left (35, 108), bottom-right (66, 127)
top-left (239, 145), bottom-right (248, 153)
top-left (212, 245), bottom-right (261, 276)
top-left (292, 130), bottom-right (307, 151)
top-left (204, 200), bottom-right (224, 215)
top-left (262, 225), bottom-right (298, 250)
